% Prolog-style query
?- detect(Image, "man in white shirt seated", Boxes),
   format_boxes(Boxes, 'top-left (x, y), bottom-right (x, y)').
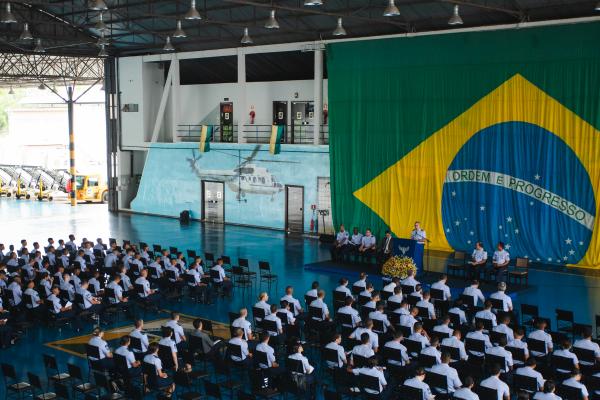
top-left (351, 332), bottom-right (375, 365)
top-left (429, 352), bottom-right (462, 394)
top-left (263, 304), bottom-right (284, 345)
top-left (324, 333), bottom-right (347, 369)
top-left (232, 308), bottom-right (254, 341)
top-left (115, 335), bottom-right (141, 376)
top-left (420, 336), bottom-right (442, 365)
top-left (134, 269), bottom-right (161, 307)
top-left (254, 332), bottom-right (283, 376)
top-left (253, 292), bottom-right (271, 321)
top-left (210, 258), bottom-right (232, 296)
top-left (305, 281), bottom-right (319, 299)
top-left (163, 312), bottom-right (187, 352)
top-left (433, 315), bottom-right (454, 338)
top-left (228, 328), bottom-right (252, 367)
top-left (158, 327), bottom-right (179, 370)
top-left (408, 322), bottom-right (430, 355)
top-left (468, 241), bottom-right (488, 280)
top-left (486, 337), bottom-right (513, 374)
top-left (47, 285), bottom-right (75, 318)
top-left (369, 303), bottom-right (393, 334)
top-left (474, 300), bottom-right (497, 329)
top-left (383, 331), bottom-right (410, 366)
top-left (276, 301), bottom-right (296, 326)
top-left (488, 242), bottom-right (510, 283)
top-left (403, 367), bottom-right (435, 400)
top-left (309, 290), bottom-right (336, 333)
top-left (388, 286), bottom-right (403, 305)
top-left (288, 344), bottom-right (315, 394)
top-left (353, 272), bottom-right (368, 291)
top-left (466, 321), bottom-right (492, 358)
top-left (337, 296), bottom-right (361, 328)
top-left (88, 327), bottom-right (114, 370)
top-left (345, 228), bottom-right (363, 256)
top-left (480, 364), bottom-right (510, 400)
top-left (453, 376), bottom-right (480, 400)
top-left (448, 299), bottom-right (468, 326)
top-left (350, 320), bottom-right (379, 352)
top-left (130, 319), bottom-right (149, 357)
top-left (143, 342), bottom-right (175, 395)
top-left (281, 285), bottom-right (303, 317)
top-left (400, 269), bottom-right (420, 289)
top-left (399, 307), bottom-right (420, 334)
top-left (573, 327), bottom-right (600, 366)
top-left (489, 282), bottom-right (513, 312)
top-left (493, 314), bottom-right (514, 343)
top-left (430, 274), bottom-right (451, 301)
top-left (358, 230), bottom-right (376, 258)
top-left (331, 224), bottom-right (350, 261)
top-left (335, 278), bottom-right (352, 298)
top-left (416, 291), bottom-right (436, 320)
top-left (350, 357), bottom-right (388, 397)
top-left (533, 380), bottom-right (562, 400)
top-left (508, 327), bottom-right (529, 367)
top-left (528, 319), bottom-right (553, 357)
top-left (383, 277), bottom-right (399, 296)
top-left (462, 280), bottom-right (485, 307)
top-left (553, 339), bottom-right (580, 374)
top-left (442, 329), bottom-right (468, 361)
top-left (562, 368), bottom-right (589, 400)
top-left (516, 357), bottom-right (545, 392)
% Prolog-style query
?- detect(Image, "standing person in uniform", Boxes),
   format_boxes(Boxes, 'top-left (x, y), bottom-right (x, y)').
top-left (410, 221), bottom-right (427, 243)
top-left (331, 224), bottom-right (350, 261)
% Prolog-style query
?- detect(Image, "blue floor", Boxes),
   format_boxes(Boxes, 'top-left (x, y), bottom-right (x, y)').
top-left (0, 198), bottom-right (599, 397)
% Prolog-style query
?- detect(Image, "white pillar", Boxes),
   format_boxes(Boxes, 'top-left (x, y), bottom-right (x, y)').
top-left (237, 48), bottom-right (247, 144)
top-left (170, 55), bottom-right (180, 142)
top-left (313, 47), bottom-right (323, 146)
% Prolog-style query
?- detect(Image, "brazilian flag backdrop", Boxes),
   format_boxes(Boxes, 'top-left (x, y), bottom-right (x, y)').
top-left (327, 22), bottom-right (600, 268)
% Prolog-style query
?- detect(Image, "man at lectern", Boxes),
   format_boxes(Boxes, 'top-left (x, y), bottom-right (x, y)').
top-left (410, 222), bottom-right (427, 244)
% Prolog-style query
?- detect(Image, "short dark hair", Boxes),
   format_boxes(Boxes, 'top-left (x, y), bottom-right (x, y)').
top-left (360, 332), bottom-right (370, 344)
top-left (193, 319), bottom-right (202, 329)
top-left (543, 380), bottom-right (556, 394)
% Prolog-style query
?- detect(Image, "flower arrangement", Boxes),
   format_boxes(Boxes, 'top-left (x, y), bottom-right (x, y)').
top-left (382, 256), bottom-right (417, 279)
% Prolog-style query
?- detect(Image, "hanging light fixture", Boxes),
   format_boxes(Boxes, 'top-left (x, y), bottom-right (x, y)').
top-left (448, 4), bottom-right (463, 25)
top-left (332, 17), bottom-right (346, 36)
top-left (38, 83), bottom-right (45, 90)
top-left (163, 36), bottom-right (175, 51)
top-left (240, 27), bottom-right (253, 44)
top-left (383, 0), bottom-right (400, 17)
top-left (264, 9), bottom-right (279, 29)
top-left (33, 38), bottom-right (45, 53)
top-left (98, 44), bottom-right (108, 57)
top-left (95, 12), bottom-right (108, 32)
top-left (89, 0), bottom-right (108, 11)
top-left (304, 0), bottom-right (323, 5)
top-left (1, 2), bottom-right (17, 24)
top-left (595, 1), bottom-right (600, 11)
top-left (19, 22), bottom-right (33, 40)
top-left (184, 0), bottom-right (202, 20)
top-left (97, 31), bottom-right (109, 46)
top-left (8, 86), bottom-right (14, 95)
top-left (172, 20), bottom-right (186, 38)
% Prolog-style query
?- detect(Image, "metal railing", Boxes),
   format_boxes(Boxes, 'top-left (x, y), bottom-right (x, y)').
top-left (176, 124), bottom-right (329, 145)
top-left (176, 124), bottom-right (238, 143)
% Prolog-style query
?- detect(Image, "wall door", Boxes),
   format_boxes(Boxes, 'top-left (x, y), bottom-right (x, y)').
top-left (285, 185), bottom-right (304, 233)
top-left (202, 180), bottom-right (225, 223)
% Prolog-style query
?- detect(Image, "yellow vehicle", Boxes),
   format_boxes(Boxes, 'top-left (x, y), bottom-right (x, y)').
top-left (74, 174), bottom-right (109, 203)
top-left (36, 179), bottom-right (54, 201)
top-left (0, 178), bottom-right (9, 197)
top-left (12, 178), bottom-right (31, 200)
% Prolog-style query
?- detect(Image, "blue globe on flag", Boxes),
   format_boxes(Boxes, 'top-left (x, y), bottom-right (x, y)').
top-left (441, 121), bottom-right (595, 264)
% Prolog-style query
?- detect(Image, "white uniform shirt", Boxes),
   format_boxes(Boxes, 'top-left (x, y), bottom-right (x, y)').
top-left (288, 352), bottom-right (314, 374)
top-left (232, 317), bottom-right (252, 341)
top-left (493, 249), bottom-right (510, 265)
top-left (383, 340), bottom-right (409, 366)
top-left (480, 375), bottom-right (510, 400)
top-left (360, 235), bottom-right (376, 248)
top-left (255, 342), bottom-right (276, 368)
top-left (472, 248), bottom-right (488, 263)
top-left (528, 330), bottom-right (553, 356)
top-left (442, 336), bottom-right (468, 360)
top-left (573, 338), bottom-right (600, 365)
top-left (449, 307), bottom-right (468, 325)
top-left (562, 378), bottom-right (588, 398)
top-left (143, 354), bottom-right (163, 375)
top-left (164, 320), bottom-right (185, 344)
top-left (466, 331), bottom-right (492, 357)
top-left (134, 277), bottom-right (151, 297)
top-left (8, 282), bottom-right (22, 306)
top-left (533, 393), bottom-right (562, 400)
top-left (411, 229), bottom-right (427, 242)
top-left (211, 265), bottom-right (226, 282)
top-left (130, 329), bottom-right (149, 352)
top-left (88, 336), bottom-right (110, 360)
top-left (351, 343), bottom-right (375, 359)
top-left (324, 341), bottom-right (346, 368)
top-left (158, 337), bottom-right (177, 354)
top-left (352, 367), bottom-right (387, 394)
top-left (264, 313), bottom-right (283, 336)
top-left (403, 377), bottom-right (433, 400)
top-left (430, 363), bottom-right (462, 392)
top-left (508, 338), bottom-right (529, 363)
top-left (515, 366), bottom-right (545, 390)
top-left (350, 233), bottom-right (363, 246)
top-left (490, 291), bottom-right (513, 311)
top-left (493, 324), bottom-right (514, 343)
top-left (47, 293), bottom-right (62, 314)
top-left (463, 286), bottom-right (485, 306)
top-left (280, 294), bottom-right (302, 316)
top-left (335, 231), bottom-right (349, 245)
top-left (453, 387), bottom-right (480, 400)
top-left (431, 281), bottom-right (451, 300)
top-left (485, 346), bottom-right (513, 372)
top-left (351, 327), bottom-right (379, 350)
top-left (106, 281), bottom-right (123, 304)
top-left (115, 346), bottom-right (136, 368)
top-left (253, 300), bottom-right (271, 320)
top-left (552, 349), bottom-right (578, 372)
top-left (309, 298), bottom-right (329, 321)
top-left (475, 309), bottom-right (497, 327)
top-left (416, 299), bottom-right (436, 319)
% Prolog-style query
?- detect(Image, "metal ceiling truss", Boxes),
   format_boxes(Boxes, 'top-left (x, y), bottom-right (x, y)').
top-left (0, 0), bottom-right (597, 57)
